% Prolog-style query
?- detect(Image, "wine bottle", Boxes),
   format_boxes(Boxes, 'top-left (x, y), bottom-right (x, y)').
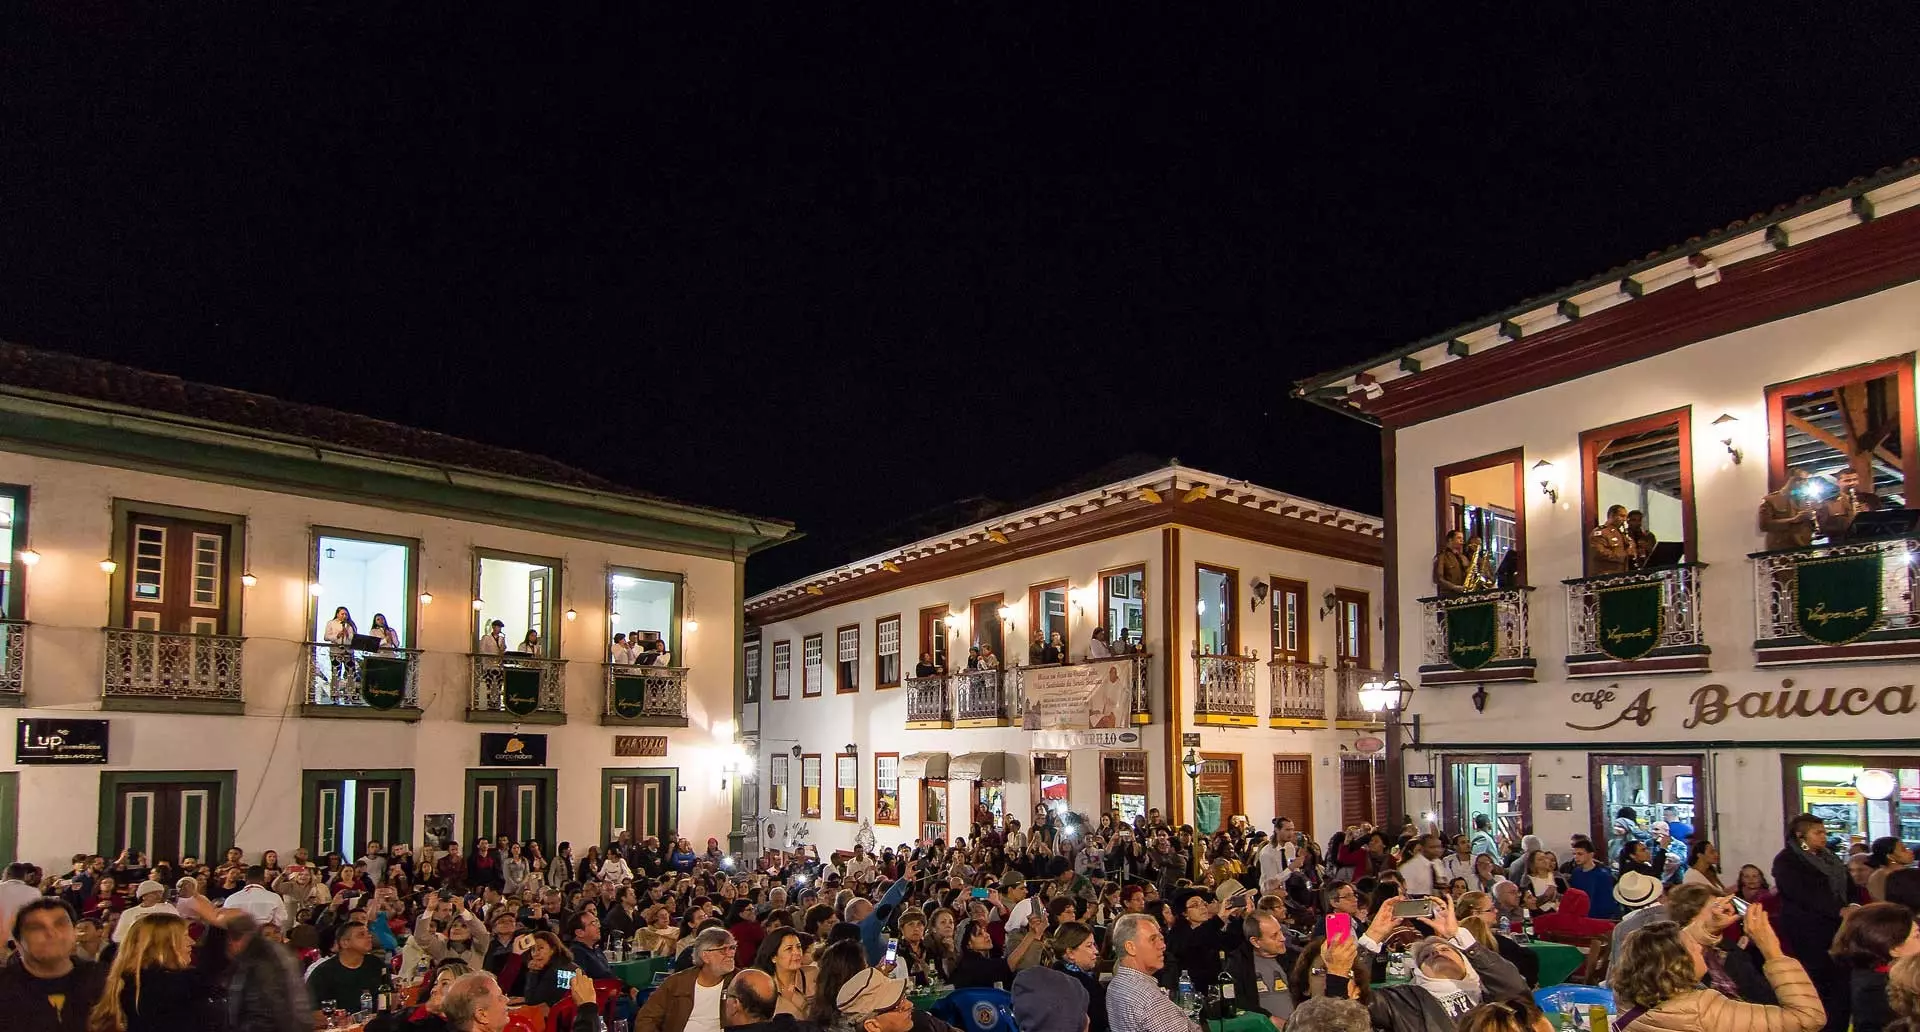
top-left (1214, 951), bottom-right (1237, 1018)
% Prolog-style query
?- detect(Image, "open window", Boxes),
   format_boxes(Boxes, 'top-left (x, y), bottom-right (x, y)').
top-left (1100, 565), bottom-right (1146, 653)
top-left (1434, 450), bottom-right (1526, 589)
top-left (1580, 407), bottom-right (1695, 573)
top-left (608, 568), bottom-right (681, 664)
top-left (474, 550), bottom-right (562, 654)
top-left (1195, 564), bottom-right (1238, 654)
top-left (1767, 355), bottom-right (1918, 541)
top-left (1269, 577), bottom-right (1309, 663)
top-left (0, 485), bottom-right (28, 620)
top-left (1028, 580), bottom-right (1068, 663)
top-left (312, 531), bottom-right (416, 647)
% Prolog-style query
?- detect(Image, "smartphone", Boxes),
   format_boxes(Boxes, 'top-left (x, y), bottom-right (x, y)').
top-left (1730, 895), bottom-right (1749, 917)
top-left (884, 938), bottom-right (899, 965)
top-left (1391, 897), bottom-right (1437, 920)
top-left (1230, 889), bottom-right (1256, 908)
top-left (970, 887), bottom-right (989, 899)
top-left (555, 969), bottom-right (576, 989)
top-left (1325, 912), bottom-right (1353, 943)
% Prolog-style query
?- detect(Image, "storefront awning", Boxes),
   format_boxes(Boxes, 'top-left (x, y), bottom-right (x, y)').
top-left (950, 752), bottom-right (1006, 782)
top-left (899, 752), bottom-right (949, 780)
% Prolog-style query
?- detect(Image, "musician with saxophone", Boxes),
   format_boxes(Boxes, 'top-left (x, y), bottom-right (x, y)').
top-left (1589, 504), bottom-right (1635, 575)
top-left (1463, 532), bottom-right (1497, 590)
top-left (1433, 529), bottom-right (1470, 596)
top-left (1758, 468), bottom-right (1817, 550)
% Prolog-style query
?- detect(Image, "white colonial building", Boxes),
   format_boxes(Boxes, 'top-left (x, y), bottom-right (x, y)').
top-left (742, 463), bottom-right (1386, 856)
top-left (1296, 161), bottom-right (1920, 867)
top-left (0, 342), bottom-right (792, 870)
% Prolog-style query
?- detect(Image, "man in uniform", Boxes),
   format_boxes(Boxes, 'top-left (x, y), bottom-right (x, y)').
top-left (1588, 505), bottom-right (1634, 575)
top-left (1758, 469), bottom-right (1818, 550)
top-left (1626, 510), bottom-right (1657, 567)
top-left (1432, 530), bottom-right (1469, 595)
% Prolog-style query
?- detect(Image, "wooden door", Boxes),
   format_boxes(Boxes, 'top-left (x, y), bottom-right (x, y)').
top-left (125, 516), bottom-right (232, 634)
top-left (114, 780), bottom-right (223, 865)
top-left (1270, 579), bottom-right (1309, 663)
top-left (917, 606), bottom-right (948, 673)
top-left (311, 777), bottom-right (402, 861)
top-left (1197, 753), bottom-right (1242, 833)
top-left (969, 594), bottom-right (1005, 659)
top-left (527, 568), bottom-right (553, 648)
top-left (1334, 589), bottom-right (1370, 668)
top-left (921, 778), bottom-right (948, 844)
top-left (476, 778), bottom-right (547, 845)
top-left (1273, 755), bottom-right (1314, 839)
top-left (1341, 757), bottom-right (1384, 829)
top-left (610, 775), bottom-right (674, 843)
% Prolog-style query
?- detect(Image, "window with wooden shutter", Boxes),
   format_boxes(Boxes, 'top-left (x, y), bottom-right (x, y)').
top-left (803, 635), bottom-right (823, 697)
top-left (769, 755), bottom-right (790, 811)
top-left (1341, 757), bottom-right (1377, 828)
top-left (1269, 578), bottom-right (1309, 663)
top-left (835, 753), bottom-right (858, 821)
top-left (1102, 752), bottom-right (1149, 824)
top-left (801, 754), bottom-right (821, 817)
top-left (744, 640), bottom-right (762, 704)
top-left (772, 641), bottom-right (792, 700)
top-left (836, 626), bottom-right (860, 693)
top-left (1273, 755), bottom-right (1313, 839)
top-left (876, 616), bottom-right (901, 688)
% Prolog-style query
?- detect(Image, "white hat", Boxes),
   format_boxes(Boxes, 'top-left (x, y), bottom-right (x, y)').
top-left (136, 880), bottom-right (167, 899)
top-left (1614, 871), bottom-right (1662, 909)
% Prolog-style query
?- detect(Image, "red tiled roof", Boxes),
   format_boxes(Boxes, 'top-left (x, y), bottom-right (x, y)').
top-left (0, 339), bottom-right (764, 517)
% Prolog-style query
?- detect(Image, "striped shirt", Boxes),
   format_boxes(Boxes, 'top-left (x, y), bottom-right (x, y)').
top-left (1107, 965), bottom-right (1201, 1032)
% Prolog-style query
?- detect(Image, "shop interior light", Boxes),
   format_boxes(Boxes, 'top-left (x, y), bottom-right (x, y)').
top-left (15, 549), bottom-right (39, 566)
top-left (1858, 768), bottom-right (1898, 801)
top-left (99, 559), bottom-right (118, 574)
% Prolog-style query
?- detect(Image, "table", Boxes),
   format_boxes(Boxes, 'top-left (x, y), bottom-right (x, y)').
top-left (610, 955), bottom-right (674, 990)
top-left (1526, 940), bottom-right (1585, 989)
top-left (908, 989), bottom-right (950, 1013)
top-left (1212, 1011), bottom-right (1276, 1032)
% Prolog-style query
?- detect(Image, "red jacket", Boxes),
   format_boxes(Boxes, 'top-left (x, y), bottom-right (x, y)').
top-left (1533, 887), bottom-right (1615, 943)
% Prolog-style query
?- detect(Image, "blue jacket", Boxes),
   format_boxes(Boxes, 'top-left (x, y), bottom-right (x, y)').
top-left (861, 876), bottom-right (911, 964)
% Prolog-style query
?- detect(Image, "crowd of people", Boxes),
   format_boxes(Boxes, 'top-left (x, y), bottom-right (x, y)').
top-left (1, 804), bottom-right (1918, 1032)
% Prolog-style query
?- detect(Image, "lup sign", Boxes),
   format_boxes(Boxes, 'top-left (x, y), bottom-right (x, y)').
top-left (16, 718), bottom-right (110, 764)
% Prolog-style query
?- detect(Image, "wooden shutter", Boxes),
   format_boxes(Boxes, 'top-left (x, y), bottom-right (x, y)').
top-left (1273, 756), bottom-right (1313, 839)
top-left (1341, 757), bottom-right (1373, 827)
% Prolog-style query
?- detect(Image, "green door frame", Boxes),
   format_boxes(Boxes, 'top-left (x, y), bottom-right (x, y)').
top-left (299, 768), bottom-right (416, 858)
top-left (601, 766), bottom-right (680, 848)
top-left (464, 769), bottom-right (557, 849)
top-left (97, 770), bottom-right (239, 859)
top-left (0, 772), bottom-right (17, 866)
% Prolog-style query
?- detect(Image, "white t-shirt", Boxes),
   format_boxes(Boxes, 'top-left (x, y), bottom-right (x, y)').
top-left (113, 901), bottom-right (181, 943)
top-left (685, 977), bottom-right (726, 1032)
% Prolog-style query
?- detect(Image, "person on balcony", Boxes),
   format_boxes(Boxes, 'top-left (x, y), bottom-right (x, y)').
top-left (1590, 505), bottom-right (1636, 574)
top-left (1627, 510), bottom-right (1658, 566)
top-left (324, 606), bottom-right (359, 689)
top-left (370, 613), bottom-right (400, 650)
top-left (1759, 469), bottom-right (1819, 551)
top-left (1433, 530), bottom-right (1469, 596)
top-left (1044, 632), bottom-right (1067, 665)
top-left (1088, 626), bottom-right (1114, 659)
top-left (978, 644), bottom-right (1001, 670)
top-left (914, 652), bottom-right (940, 677)
top-left (518, 628), bottom-right (542, 655)
top-left (612, 633), bottom-right (635, 665)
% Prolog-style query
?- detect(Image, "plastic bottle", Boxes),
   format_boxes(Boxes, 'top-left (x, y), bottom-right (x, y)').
top-left (1177, 971), bottom-right (1197, 1018)
top-left (359, 991), bottom-right (374, 1017)
top-left (1522, 909), bottom-right (1535, 941)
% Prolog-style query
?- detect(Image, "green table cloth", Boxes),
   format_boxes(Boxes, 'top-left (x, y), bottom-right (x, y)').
top-left (908, 989), bottom-right (950, 1013)
top-left (1527, 939), bottom-right (1585, 988)
top-left (610, 955), bottom-right (674, 989)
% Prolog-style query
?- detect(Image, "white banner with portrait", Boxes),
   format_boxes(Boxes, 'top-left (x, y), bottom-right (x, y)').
top-left (1020, 658), bottom-right (1134, 730)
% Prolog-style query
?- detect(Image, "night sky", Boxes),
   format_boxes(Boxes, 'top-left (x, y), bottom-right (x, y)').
top-left (4, 8), bottom-right (1916, 593)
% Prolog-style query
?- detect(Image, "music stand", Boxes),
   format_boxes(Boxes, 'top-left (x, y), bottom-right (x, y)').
top-left (350, 633), bottom-right (384, 651)
top-left (1846, 508), bottom-right (1920, 542)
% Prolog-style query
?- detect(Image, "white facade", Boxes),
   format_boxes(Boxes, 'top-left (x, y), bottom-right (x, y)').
top-left (744, 467), bottom-right (1385, 856)
top-left (0, 357), bottom-right (788, 870)
top-left (1299, 166), bottom-right (1920, 872)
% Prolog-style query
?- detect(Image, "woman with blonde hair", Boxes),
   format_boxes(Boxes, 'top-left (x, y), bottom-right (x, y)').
top-left (1885, 954), bottom-right (1920, 1032)
top-left (87, 912), bottom-right (217, 1031)
top-left (1612, 908), bottom-right (1824, 1032)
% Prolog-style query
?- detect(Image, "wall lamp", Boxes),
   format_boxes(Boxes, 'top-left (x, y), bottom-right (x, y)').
top-left (1713, 413), bottom-right (1744, 464)
top-left (1249, 579), bottom-right (1270, 612)
top-left (1319, 590), bottom-right (1337, 621)
top-left (1533, 459), bottom-right (1559, 504)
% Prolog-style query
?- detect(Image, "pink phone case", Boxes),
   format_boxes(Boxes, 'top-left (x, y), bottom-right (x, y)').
top-left (1326, 912), bottom-right (1353, 942)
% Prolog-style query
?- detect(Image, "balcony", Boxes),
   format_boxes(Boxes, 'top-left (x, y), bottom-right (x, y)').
top-left (1565, 564), bottom-right (1711, 677)
top-left (0, 620), bottom-right (24, 707)
top-left (102, 628), bottom-right (244, 713)
top-left (601, 664), bottom-right (690, 726)
top-left (1126, 653), bottom-right (1152, 724)
top-left (1006, 654), bottom-right (1154, 728)
top-left (954, 669), bottom-right (1014, 726)
top-left (300, 643), bottom-right (422, 719)
top-left (1416, 588), bottom-right (1538, 685)
top-left (1753, 537), bottom-right (1920, 665)
top-left (1193, 652), bottom-right (1259, 726)
top-left (1268, 658), bottom-right (1327, 728)
top-left (904, 674), bottom-right (953, 729)
top-left (1333, 665), bottom-right (1386, 728)
top-left (466, 653), bottom-right (568, 724)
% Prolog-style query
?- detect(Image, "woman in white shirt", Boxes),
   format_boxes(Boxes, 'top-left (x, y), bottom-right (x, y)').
top-left (369, 613), bottom-right (401, 650)
top-left (599, 851), bottom-right (633, 884)
top-left (323, 607), bottom-right (358, 690)
top-left (1682, 839), bottom-right (1727, 892)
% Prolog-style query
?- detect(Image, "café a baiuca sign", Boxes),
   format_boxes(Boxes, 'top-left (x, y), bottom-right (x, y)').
top-left (1566, 678), bottom-right (1917, 733)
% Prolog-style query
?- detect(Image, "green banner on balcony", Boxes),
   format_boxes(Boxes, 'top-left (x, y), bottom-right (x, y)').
top-left (611, 675), bottom-right (647, 719)
top-left (1596, 581), bottom-right (1663, 660)
top-left (361, 657), bottom-right (407, 710)
top-left (1795, 552), bottom-right (1882, 645)
top-left (503, 668), bottom-right (541, 716)
top-left (1443, 600), bottom-right (1498, 670)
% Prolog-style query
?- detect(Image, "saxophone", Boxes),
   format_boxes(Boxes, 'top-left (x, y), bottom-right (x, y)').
top-left (1463, 542), bottom-right (1495, 591)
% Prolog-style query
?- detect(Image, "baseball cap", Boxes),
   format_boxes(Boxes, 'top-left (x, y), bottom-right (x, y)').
top-left (836, 967), bottom-right (908, 1012)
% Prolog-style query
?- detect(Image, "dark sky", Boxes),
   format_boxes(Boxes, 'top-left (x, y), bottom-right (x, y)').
top-left (4, 7), bottom-right (1916, 593)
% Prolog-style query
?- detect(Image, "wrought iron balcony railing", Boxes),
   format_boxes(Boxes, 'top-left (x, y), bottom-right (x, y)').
top-left (1193, 651), bottom-right (1258, 724)
top-left (1415, 587), bottom-right (1537, 683)
top-left (603, 663), bottom-right (690, 725)
top-left (1005, 653), bottom-right (1154, 725)
top-left (0, 620), bottom-right (24, 703)
top-left (954, 669), bottom-right (1013, 725)
top-left (467, 653), bottom-right (568, 721)
top-left (904, 674), bottom-right (952, 727)
top-left (1334, 665), bottom-right (1386, 725)
top-left (1754, 537), bottom-right (1920, 639)
top-left (1565, 564), bottom-right (1708, 655)
top-left (1268, 658), bottom-right (1327, 725)
top-left (1419, 589), bottom-right (1534, 666)
top-left (301, 642), bottom-right (420, 713)
top-left (103, 628), bottom-right (244, 705)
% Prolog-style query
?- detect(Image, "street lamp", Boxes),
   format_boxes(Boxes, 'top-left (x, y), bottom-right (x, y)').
top-left (1182, 747), bottom-right (1201, 837)
top-left (1359, 674), bottom-right (1420, 744)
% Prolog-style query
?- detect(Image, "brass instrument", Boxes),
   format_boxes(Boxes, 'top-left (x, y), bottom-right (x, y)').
top-left (1463, 541), bottom-right (1496, 591)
